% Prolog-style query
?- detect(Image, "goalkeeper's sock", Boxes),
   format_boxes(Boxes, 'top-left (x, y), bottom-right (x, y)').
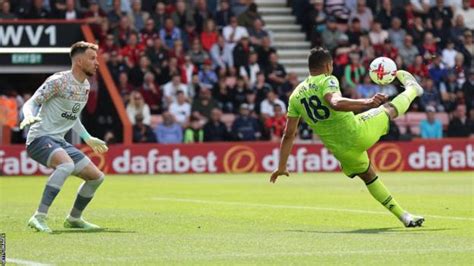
top-left (365, 176), bottom-right (405, 220)
top-left (390, 86), bottom-right (418, 117)
top-left (69, 175), bottom-right (104, 218)
top-left (37, 162), bottom-right (74, 214)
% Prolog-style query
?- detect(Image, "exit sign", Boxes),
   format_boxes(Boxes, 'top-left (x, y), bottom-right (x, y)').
top-left (11, 54), bottom-right (43, 64)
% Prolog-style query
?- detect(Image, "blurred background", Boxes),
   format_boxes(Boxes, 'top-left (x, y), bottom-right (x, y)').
top-left (0, 0), bottom-right (472, 149)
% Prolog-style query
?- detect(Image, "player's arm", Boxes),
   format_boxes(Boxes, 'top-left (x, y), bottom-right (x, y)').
top-left (73, 120), bottom-right (108, 154)
top-left (20, 79), bottom-right (60, 129)
top-left (324, 92), bottom-right (388, 113)
top-left (270, 116), bottom-right (299, 183)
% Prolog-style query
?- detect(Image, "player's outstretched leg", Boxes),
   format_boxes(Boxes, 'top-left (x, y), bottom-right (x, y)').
top-left (28, 152), bottom-right (75, 233)
top-left (388, 70), bottom-right (424, 118)
top-left (359, 166), bottom-right (424, 227)
top-left (64, 163), bottom-right (104, 230)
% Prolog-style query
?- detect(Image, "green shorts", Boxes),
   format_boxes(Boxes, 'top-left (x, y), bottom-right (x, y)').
top-left (333, 106), bottom-right (390, 177)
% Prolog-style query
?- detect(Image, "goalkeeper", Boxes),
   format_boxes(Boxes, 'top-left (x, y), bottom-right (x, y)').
top-left (270, 47), bottom-right (425, 227)
top-left (20, 41), bottom-right (108, 233)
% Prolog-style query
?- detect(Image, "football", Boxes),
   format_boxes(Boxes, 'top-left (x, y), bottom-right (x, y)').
top-left (369, 57), bottom-right (397, 85)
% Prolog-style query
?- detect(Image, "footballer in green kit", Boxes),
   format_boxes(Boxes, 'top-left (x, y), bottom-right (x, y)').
top-left (270, 47), bottom-right (425, 227)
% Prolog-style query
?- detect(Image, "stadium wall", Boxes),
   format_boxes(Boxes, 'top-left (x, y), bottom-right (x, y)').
top-left (0, 139), bottom-right (472, 176)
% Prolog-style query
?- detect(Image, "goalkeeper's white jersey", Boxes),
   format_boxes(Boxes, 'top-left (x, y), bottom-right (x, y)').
top-left (26, 70), bottom-right (90, 145)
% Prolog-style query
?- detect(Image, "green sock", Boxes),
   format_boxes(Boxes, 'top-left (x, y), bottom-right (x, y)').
top-left (390, 86), bottom-right (418, 116)
top-left (366, 177), bottom-right (405, 220)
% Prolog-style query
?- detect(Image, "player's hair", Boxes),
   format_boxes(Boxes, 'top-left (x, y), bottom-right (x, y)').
top-left (70, 41), bottom-right (98, 59)
top-left (308, 47), bottom-right (332, 71)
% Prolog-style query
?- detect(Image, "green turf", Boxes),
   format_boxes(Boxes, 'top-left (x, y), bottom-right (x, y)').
top-left (1, 172), bottom-right (473, 265)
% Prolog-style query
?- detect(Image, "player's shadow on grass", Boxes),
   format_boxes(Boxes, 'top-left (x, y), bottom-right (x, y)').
top-left (286, 227), bottom-right (453, 234)
top-left (51, 228), bottom-right (136, 234)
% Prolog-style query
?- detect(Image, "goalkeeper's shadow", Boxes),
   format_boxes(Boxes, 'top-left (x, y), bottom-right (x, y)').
top-left (286, 227), bottom-right (454, 234)
top-left (51, 228), bottom-right (137, 234)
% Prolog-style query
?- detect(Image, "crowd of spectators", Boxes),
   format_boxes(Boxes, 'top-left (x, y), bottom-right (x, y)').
top-left (1, 0), bottom-right (473, 143)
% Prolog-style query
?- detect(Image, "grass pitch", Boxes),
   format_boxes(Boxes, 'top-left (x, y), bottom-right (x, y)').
top-left (1, 172), bottom-right (473, 265)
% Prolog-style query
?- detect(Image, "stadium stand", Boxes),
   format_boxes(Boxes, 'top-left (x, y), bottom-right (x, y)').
top-left (0, 0), bottom-right (473, 144)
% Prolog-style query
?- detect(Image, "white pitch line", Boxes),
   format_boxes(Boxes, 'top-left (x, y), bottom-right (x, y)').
top-left (6, 258), bottom-right (52, 266)
top-left (152, 197), bottom-right (474, 221)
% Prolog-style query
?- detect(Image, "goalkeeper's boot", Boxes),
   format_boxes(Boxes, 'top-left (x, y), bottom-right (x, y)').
top-left (64, 215), bottom-right (101, 230)
top-left (401, 212), bottom-right (425, 228)
top-left (28, 213), bottom-right (52, 233)
top-left (396, 70), bottom-right (424, 96)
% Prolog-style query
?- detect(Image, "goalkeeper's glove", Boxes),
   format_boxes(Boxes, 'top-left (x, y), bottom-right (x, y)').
top-left (84, 136), bottom-right (108, 154)
top-left (19, 116), bottom-right (42, 130)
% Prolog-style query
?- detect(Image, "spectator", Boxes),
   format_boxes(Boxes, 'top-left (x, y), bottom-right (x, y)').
top-left (184, 117), bottom-right (204, 143)
top-left (256, 36), bottom-right (276, 66)
top-left (168, 39), bottom-right (186, 66)
top-left (213, 78), bottom-right (234, 113)
top-left (344, 53), bottom-right (366, 90)
top-left (27, 0), bottom-right (50, 19)
top-left (451, 14), bottom-right (466, 44)
top-left (117, 72), bottom-right (133, 103)
top-left (408, 16), bottom-right (426, 45)
top-left (140, 72), bottom-right (161, 114)
top-left (150, 2), bottom-right (167, 31)
top-left (160, 17), bottom-right (182, 49)
top-left (232, 103), bottom-right (262, 141)
top-left (253, 71), bottom-right (273, 104)
top-left (121, 32), bottom-right (145, 68)
top-left (358, 34), bottom-right (376, 66)
top-left (369, 20), bottom-right (388, 47)
top-left (146, 38), bottom-right (168, 71)
top-left (259, 90), bottom-right (286, 119)
top-left (420, 78), bottom-right (443, 111)
top-left (162, 74), bottom-right (189, 106)
top-left (140, 18), bottom-right (159, 46)
top-left (182, 21), bottom-right (199, 51)
top-left (0, 1), bottom-right (17, 19)
top-left (428, 0), bottom-right (452, 29)
top-left (101, 33), bottom-right (120, 56)
top-left (442, 40), bottom-right (458, 69)
top-left (198, 59), bottom-right (218, 89)
top-left (349, 0), bottom-right (373, 32)
top-left (399, 35), bottom-right (419, 67)
top-left (280, 72), bottom-right (299, 103)
top-left (428, 55), bottom-right (448, 85)
top-left (210, 35), bottom-right (234, 69)
top-left (203, 108), bottom-right (231, 142)
top-left (458, 30), bottom-right (473, 69)
top-left (113, 16), bottom-right (134, 47)
top-left (188, 73), bottom-right (202, 100)
top-left (169, 90), bottom-right (191, 126)
top-left (180, 55), bottom-right (198, 85)
top-left (388, 17), bottom-right (406, 50)
top-left (128, 55), bottom-right (152, 87)
top-left (447, 104), bottom-right (470, 137)
top-left (172, 0), bottom-right (195, 29)
top-left (107, 50), bottom-right (128, 83)
top-left (347, 18), bottom-right (364, 46)
top-left (83, 0), bottom-right (106, 36)
top-left (192, 88), bottom-right (219, 120)
top-left (201, 18), bottom-right (219, 52)
top-left (467, 109), bottom-right (474, 136)
top-left (194, 0), bottom-right (211, 33)
top-left (155, 111), bottom-right (183, 143)
top-left (265, 104), bottom-right (287, 142)
top-left (107, 0), bottom-right (124, 29)
top-left (322, 17), bottom-right (344, 52)
top-left (305, 0), bottom-right (327, 44)
top-left (215, 0), bottom-right (234, 29)
top-left (230, 77), bottom-right (249, 111)
top-left (237, 2), bottom-right (261, 29)
top-left (133, 113), bottom-right (157, 143)
top-left (54, 0), bottom-right (81, 20)
top-left (462, 69), bottom-right (474, 112)
top-left (240, 51), bottom-right (260, 87)
top-left (265, 52), bottom-right (287, 91)
top-left (452, 53), bottom-right (467, 86)
top-left (420, 106), bottom-right (443, 139)
top-left (127, 0), bottom-right (149, 31)
top-left (419, 32), bottom-right (438, 61)
top-left (233, 36), bottom-right (256, 70)
top-left (375, 0), bottom-right (395, 29)
top-left (440, 71), bottom-right (463, 112)
top-left (407, 55), bottom-right (429, 79)
top-left (248, 18), bottom-right (269, 46)
top-left (126, 91), bottom-right (151, 125)
top-left (455, 0), bottom-right (474, 30)
top-left (188, 39), bottom-right (209, 68)
top-left (356, 74), bottom-right (380, 98)
top-left (245, 90), bottom-right (258, 115)
top-left (222, 15), bottom-right (249, 50)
